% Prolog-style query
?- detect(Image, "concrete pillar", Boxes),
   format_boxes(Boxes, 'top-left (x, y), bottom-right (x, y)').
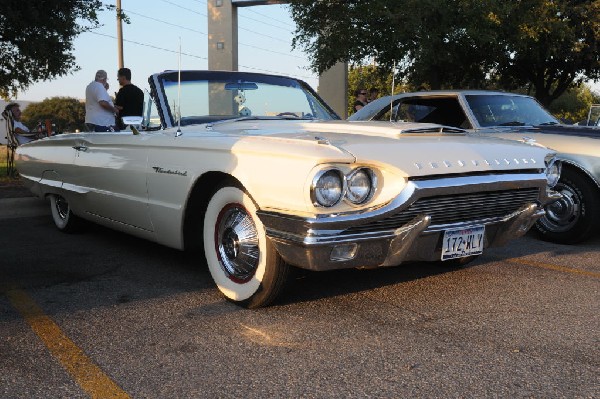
top-left (318, 62), bottom-right (348, 119)
top-left (208, 0), bottom-right (238, 71)
top-left (208, 0), bottom-right (238, 115)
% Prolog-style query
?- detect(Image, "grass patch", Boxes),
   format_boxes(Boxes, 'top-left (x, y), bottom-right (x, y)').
top-left (0, 145), bottom-right (20, 185)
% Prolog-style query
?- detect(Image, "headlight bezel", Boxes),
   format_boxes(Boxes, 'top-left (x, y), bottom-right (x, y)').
top-left (346, 167), bottom-right (377, 205)
top-left (311, 168), bottom-right (345, 207)
top-left (544, 155), bottom-right (561, 188)
top-left (311, 166), bottom-right (378, 208)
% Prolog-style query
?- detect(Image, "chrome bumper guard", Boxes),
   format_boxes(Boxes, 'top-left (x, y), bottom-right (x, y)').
top-left (257, 173), bottom-right (553, 271)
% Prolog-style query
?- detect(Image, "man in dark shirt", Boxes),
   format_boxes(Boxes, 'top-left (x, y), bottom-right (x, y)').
top-left (115, 67), bottom-right (144, 130)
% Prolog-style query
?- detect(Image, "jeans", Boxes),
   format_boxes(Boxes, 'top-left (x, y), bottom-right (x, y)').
top-left (86, 123), bottom-right (113, 132)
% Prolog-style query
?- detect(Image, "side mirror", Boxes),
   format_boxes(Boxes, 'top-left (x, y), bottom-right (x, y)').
top-left (122, 116), bottom-right (144, 127)
top-left (121, 116), bottom-right (144, 134)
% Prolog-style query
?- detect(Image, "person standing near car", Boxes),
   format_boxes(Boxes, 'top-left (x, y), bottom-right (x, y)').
top-left (352, 88), bottom-right (368, 114)
top-left (367, 87), bottom-right (380, 103)
top-left (85, 69), bottom-right (118, 132)
top-left (115, 67), bottom-right (144, 130)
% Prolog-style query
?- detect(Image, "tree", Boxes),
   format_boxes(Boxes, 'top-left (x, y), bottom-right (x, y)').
top-left (547, 84), bottom-right (600, 124)
top-left (21, 97), bottom-right (86, 133)
top-left (0, 0), bottom-right (116, 100)
top-left (347, 64), bottom-right (409, 115)
top-left (288, 0), bottom-right (600, 106)
top-left (493, 1), bottom-right (600, 106)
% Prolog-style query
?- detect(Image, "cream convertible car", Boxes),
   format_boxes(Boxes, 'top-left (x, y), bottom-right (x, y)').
top-left (16, 71), bottom-right (560, 308)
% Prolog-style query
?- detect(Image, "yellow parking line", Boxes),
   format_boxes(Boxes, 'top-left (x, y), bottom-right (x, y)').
top-left (508, 257), bottom-right (600, 278)
top-left (2, 285), bottom-right (130, 399)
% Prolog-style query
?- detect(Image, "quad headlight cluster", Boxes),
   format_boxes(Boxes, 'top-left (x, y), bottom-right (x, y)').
top-left (311, 167), bottom-right (377, 207)
top-left (544, 155), bottom-right (561, 188)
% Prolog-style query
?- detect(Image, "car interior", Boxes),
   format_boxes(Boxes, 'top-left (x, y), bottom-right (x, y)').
top-left (374, 96), bottom-right (472, 129)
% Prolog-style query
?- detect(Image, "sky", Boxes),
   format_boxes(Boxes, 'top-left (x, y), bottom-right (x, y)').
top-left (16, 0), bottom-right (319, 102)
top-left (14, 0), bottom-right (600, 102)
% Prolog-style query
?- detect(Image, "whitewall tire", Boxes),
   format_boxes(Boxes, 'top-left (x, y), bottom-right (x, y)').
top-left (49, 194), bottom-right (81, 233)
top-left (203, 183), bottom-right (289, 308)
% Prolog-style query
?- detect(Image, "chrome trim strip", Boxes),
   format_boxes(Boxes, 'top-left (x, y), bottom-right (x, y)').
top-left (258, 172), bottom-right (549, 234)
top-left (267, 203), bottom-right (545, 271)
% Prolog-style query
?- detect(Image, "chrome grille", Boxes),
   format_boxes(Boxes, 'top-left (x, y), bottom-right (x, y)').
top-left (345, 188), bottom-right (540, 234)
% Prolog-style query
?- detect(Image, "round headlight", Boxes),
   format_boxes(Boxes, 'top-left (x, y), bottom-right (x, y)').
top-left (346, 168), bottom-right (374, 204)
top-left (545, 159), bottom-right (561, 188)
top-left (312, 169), bottom-right (344, 207)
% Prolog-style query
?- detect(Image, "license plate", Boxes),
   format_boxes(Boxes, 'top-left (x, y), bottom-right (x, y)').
top-left (441, 226), bottom-right (485, 261)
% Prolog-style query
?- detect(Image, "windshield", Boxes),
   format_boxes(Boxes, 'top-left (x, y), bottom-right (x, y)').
top-left (465, 94), bottom-right (559, 127)
top-left (156, 71), bottom-right (338, 126)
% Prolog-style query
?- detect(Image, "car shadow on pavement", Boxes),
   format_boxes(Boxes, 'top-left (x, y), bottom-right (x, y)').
top-left (2, 212), bottom-right (597, 314)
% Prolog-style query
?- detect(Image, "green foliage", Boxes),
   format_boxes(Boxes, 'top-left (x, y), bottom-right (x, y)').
top-left (21, 97), bottom-right (86, 133)
top-left (347, 64), bottom-right (409, 115)
top-left (0, 0), bottom-right (118, 100)
top-left (548, 85), bottom-right (600, 124)
top-left (289, 0), bottom-right (600, 107)
top-left (493, 0), bottom-right (600, 106)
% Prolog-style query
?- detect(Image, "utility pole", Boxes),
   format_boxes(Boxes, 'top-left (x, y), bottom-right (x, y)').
top-left (116, 0), bottom-right (124, 68)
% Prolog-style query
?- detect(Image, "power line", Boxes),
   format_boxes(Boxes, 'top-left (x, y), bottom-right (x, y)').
top-left (238, 25), bottom-right (290, 44)
top-left (89, 31), bottom-right (208, 60)
top-left (124, 9), bottom-right (207, 36)
top-left (159, 0), bottom-right (207, 16)
top-left (87, 30), bottom-right (316, 80)
top-left (192, 0), bottom-right (296, 30)
top-left (188, 0), bottom-right (296, 30)
top-left (123, 8), bottom-right (303, 59)
top-left (157, 0), bottom-right (293, 44)
top-left (238, 12), bottom-right (293, 32)
top-left (243, 7), bottom-right (296, 30)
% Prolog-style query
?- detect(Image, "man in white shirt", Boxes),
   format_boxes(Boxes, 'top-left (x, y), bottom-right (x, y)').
top-left (4, 103), bottom-right (37, 145)
top-left (85, 70), bottom-right (119, 132)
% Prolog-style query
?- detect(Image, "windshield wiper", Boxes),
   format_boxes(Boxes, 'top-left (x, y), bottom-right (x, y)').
top-left (205, 115), bottom-right (315, 129)
top-left (538, 121), bottom-right (559, 126)
top-left (498, 121), bottom-right (526, 126)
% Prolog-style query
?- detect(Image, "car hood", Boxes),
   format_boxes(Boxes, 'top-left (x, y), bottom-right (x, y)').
top-left (204, 120), bottom-right (550, 177)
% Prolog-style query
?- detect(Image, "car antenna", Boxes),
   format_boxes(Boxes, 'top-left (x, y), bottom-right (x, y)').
top-left (390, 60), bottom-right (396, 123)
top-left (176, 37), bottom-right (182, 137)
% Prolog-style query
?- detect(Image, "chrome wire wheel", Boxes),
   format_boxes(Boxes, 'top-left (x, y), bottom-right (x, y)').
top-left (49, 194), bottom-right (81, 232)
top-left (215, 204), bottom-right (260, 283)
top-left (203, 183), bottom-right (290, 308)
top-left (54, 195), bottom-right (70, 221)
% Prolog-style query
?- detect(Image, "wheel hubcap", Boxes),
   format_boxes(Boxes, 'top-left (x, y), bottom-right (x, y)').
top-left (55, 196), bottom-right (69, 220)
top-left (540, 183), bottom-right (580, 232)
top-left (216, 204), bottom-right (259, 283)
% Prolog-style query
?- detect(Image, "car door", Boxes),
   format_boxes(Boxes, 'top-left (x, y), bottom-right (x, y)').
top-left (70, 131), bottom-right (153, 231)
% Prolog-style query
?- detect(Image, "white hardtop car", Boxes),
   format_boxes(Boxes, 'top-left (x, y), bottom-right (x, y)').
top-left (351, 90), bottom-right (600, 244)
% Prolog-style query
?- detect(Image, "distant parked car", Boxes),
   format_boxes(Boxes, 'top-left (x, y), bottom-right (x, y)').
top-left (16, 75), bottom-right (559, 308)
top-left (350, 90), bottom-right (600, 244)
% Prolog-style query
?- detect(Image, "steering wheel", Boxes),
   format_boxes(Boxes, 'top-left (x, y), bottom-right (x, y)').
top-left (276, 112), bottom-right (299, 118)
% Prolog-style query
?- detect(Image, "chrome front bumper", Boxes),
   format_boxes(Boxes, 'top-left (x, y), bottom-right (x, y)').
top-left (257, 173), bottom-right (554, 271)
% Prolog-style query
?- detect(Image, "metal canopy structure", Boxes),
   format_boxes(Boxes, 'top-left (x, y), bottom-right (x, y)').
top-left (231, 0), bottom-right (288, 6)
top-left (208, 0), bottom-right (347, 117)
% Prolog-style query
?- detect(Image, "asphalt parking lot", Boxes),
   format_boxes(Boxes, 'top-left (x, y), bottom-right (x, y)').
top-left (1, 196), bottom-right (599, 398)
